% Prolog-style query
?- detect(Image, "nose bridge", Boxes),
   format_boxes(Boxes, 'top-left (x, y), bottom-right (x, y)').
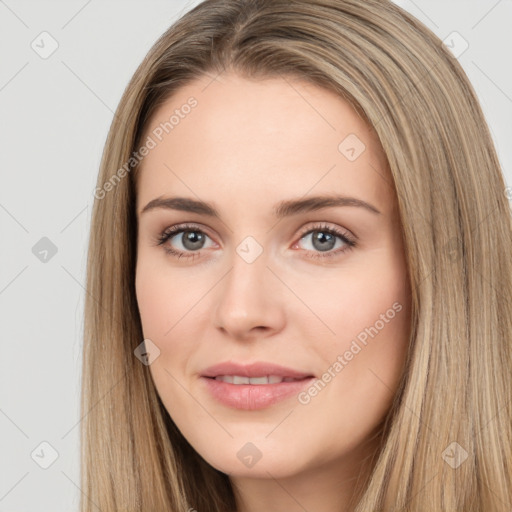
top-left (213, 235), bottom-right (285, 337)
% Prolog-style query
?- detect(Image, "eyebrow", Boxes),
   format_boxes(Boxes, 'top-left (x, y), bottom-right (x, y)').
top-left (140, 194), bottom-right (381, 218)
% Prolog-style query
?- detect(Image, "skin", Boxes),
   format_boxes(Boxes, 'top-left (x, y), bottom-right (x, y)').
top-left (135, 72), bottom-right (412, 512)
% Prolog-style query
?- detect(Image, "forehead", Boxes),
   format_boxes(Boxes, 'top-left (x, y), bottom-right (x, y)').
top-left (136, 73), bottom-right (394, 216)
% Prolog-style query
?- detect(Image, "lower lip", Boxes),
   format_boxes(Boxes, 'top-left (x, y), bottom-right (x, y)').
top-left (201, 376), bottom-right (316, 410)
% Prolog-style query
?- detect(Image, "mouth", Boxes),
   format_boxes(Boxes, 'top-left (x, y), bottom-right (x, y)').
top-left (199, 362), bottom-right (316, 410)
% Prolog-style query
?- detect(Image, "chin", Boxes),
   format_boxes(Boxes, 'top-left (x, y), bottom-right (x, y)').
top-left (195, 439), bottom-right (310, 479)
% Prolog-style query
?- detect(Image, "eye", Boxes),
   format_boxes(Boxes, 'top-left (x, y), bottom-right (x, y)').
top-left (155, 223), bottom-right (216, 260)
top-left (292, 223), bottom-right (356, 260)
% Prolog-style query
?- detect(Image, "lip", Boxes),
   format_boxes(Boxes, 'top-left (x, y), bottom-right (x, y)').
top-left (200, 361), bottom-right (315, 410)
top-left (201, 361), bottom-right (314, 379)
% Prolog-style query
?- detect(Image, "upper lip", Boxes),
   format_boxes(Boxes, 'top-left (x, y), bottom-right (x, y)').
top-left (201, 361), bottom-right (314, 379)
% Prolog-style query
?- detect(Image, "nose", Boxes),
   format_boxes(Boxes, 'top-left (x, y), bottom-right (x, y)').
top-left (212, 243), bottom-right (286, 341)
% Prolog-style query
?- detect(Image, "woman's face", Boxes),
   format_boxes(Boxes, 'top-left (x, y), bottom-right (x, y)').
top-left (135, 72), bottom-right (411, 481)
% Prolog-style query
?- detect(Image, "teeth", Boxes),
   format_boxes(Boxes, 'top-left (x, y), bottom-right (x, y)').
top-left (214, 375), bottom-right (301, 385)
top-left (246, 376), bottom-right (268, 385)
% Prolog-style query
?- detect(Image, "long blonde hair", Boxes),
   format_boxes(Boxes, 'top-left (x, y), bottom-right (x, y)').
top-left (82, 0), bottom-right (512, 510)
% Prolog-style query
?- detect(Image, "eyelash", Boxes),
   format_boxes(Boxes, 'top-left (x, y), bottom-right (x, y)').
top-left (154, 222), bottom-right (357, 261)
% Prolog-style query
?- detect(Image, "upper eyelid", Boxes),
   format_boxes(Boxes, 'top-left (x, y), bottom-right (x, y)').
top-left (162, 222), bottom-right (216, 241)
top-left (161, 221), bottom-right (354, 244)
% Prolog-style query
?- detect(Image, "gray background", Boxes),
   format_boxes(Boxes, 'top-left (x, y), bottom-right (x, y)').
top-left (1, 1), bottom-right (511, 510)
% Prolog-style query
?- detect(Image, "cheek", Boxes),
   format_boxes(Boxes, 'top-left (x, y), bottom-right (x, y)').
top-left (135, 253), bottom-right (205, 337)
top-left (135, 255), bottom-right (213, 380)
top-left (293, 266), bottom-right (410, 451)
top-left (320, 251), bottom-right (410, 408)
top-left (288, 250), bottom-right (409, 347)
top-left (135, 263), bottom-right (169, 338)
top-left (301, 248), bottom-right (411, 397)
top-left (135, 258), bottom-right (198, 415)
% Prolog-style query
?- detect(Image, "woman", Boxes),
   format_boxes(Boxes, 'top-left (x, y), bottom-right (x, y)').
top-left (83, 0), bottom-right (512, 510)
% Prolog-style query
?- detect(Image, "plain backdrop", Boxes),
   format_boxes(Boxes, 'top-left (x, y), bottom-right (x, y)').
top-left (1, 1), bottom-right (511, 510)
